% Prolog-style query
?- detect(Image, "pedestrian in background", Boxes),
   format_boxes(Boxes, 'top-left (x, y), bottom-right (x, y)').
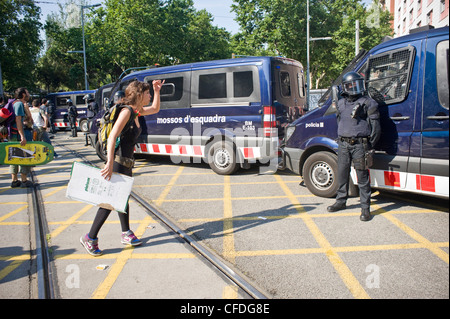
top-left (31, 98), bottom-right (59, 158)
top-left (30, 98), bottom-right (47, 141)
top-left (9, 88), bottom-right (34, 188)
top-left (80, 79), bottom-right (164, 256)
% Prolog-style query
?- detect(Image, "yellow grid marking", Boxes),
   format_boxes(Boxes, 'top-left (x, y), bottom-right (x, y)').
top-left (223, 175), bottom-right (235, 263)
top-left (50, 204), bottom-right (93, 238)
top-left (273, 174), bottom-right (371, 299)
top-left (0, 205), bottom-right (28, 223)
top-left (374, 203), bottom-right (449, 264)
top-left (3, 154), bottom-right (447, 299)
top-left (222, 285), bottom-right (239, 299)
top-left (53, 253), bottom-right (196, 260)
top-left (91, 166), bottom-right (185, 299)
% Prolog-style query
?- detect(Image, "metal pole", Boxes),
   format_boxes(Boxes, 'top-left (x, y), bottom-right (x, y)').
top-left (306, 0), bottom-right (310, 109)
top-left (81, 6), bottom-right (88, 90)
top-left (355, 19), bottom-right (360, 56)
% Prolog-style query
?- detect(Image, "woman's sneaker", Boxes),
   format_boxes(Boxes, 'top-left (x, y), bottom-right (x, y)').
top-left (121, 230), bottom-right (142, 246)
top-left (80, 234), bottom-right (103, 256)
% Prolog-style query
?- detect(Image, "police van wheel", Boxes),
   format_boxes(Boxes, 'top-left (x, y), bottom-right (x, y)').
top-left (95, 140), bottom-right (107, 161)
top-left (207, 140), bottom-right (238, 175)
top-left (303, 152), bottom-right (338, 198)
top-left (79, 119), bottom-right (89, 132)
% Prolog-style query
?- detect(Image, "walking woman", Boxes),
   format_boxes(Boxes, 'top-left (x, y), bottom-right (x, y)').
top-left (81, 79), bottom-right (164, 256)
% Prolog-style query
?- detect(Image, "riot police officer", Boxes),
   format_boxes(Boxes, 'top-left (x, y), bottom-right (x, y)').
top-left (67, 99), bottom-right (78, 137)
top-left (327, 71), bottom-right (381, 221)
top-left (83, 93), bottom-right (99, 145)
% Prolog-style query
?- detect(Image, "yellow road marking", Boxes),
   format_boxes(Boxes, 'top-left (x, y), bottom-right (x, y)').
top-left (53, 253), bottom-right (196, 260)
top-left (0, 254), bottom-right (31, 261)
top-left (222, 285), bottom-right (238, 299)
top-left (0, 205), bottom-right (28, 223)
top-left (0, 202), bottom-right (27, 205)
top-left (223, 175), bottom-right (235, 263)
top-left (274, 174), bottom-right (370, 299)
top-left (91, 166), bottom-right (185, 299)
top-left (50, 204), bottom-right (93, 238)
top-left (373, 203), bottom-right (449, 264)
top-left (0, 260), bottom-right (25, 281)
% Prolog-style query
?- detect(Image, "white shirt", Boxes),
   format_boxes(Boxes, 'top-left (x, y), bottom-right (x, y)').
top-left (30, 107), bottom-right (46, 128)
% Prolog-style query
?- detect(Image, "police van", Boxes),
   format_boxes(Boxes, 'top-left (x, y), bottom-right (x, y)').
top-left (91, 56), bottom-right (306, 174)
top-left (46, 90), bottom-right (96, 132)
top-left (281, 26), bottom-right (449, 199)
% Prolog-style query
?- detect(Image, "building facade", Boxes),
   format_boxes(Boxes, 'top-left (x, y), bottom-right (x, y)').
top-left (381, 0), bottom-right (449, 37)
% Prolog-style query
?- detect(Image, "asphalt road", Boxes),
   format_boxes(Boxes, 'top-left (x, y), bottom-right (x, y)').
top-left (57, 132), bottom-right (449, 299)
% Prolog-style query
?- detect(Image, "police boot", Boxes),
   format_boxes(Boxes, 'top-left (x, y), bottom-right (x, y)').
top-left (360, 208), bottom-right (372, 222)
top-left (327, 201), bottom-right (346, 212)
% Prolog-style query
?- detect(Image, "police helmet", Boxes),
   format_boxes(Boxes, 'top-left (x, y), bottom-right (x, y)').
top-left (113, 90), bottom-right (125, 103)
top-left (83, 93), bottom-right (94, 101)
top-left (342, 71), bottom-right (365, 96)
top-left (67, 98), bottom-right (73, 105)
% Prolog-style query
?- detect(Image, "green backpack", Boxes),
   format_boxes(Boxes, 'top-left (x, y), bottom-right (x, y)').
top-left (98, 104), bottom-right (136, 155)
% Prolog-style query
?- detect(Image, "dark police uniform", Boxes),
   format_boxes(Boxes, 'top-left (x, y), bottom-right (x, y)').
top-left (328, 87), bottom-right (381, 221)
top-left (67, 101), bottom-right (78, 137)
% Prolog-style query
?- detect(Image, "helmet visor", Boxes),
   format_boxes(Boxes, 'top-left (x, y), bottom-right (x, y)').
top-left (343, 79), bottom-right (365, 95)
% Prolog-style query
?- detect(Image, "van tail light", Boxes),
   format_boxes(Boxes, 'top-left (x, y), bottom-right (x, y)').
top-left (263, 106), bottom-right (277, 137)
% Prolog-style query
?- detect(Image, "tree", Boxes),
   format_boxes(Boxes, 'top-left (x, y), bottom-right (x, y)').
top-left (0, 0), bottom-right (43, 93)
top-left (37, 0), bottom-right (233, 91)
top-left (231, 0), bottom-right (392, 89)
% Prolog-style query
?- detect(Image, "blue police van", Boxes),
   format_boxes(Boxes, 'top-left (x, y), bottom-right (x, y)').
top-left (90, 56), bottom-right (307, 174)
top-left (46, 90), bottom-right (96, 132)
top-left (281, 26), bottom-right (449, 199)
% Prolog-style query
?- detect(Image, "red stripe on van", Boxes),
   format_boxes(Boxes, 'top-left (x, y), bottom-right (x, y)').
top-left (140, 144), bottom-right (148, 153)
top-left (244, 148), bottom-right (254, 158)
top-left (165, 145), bottom-right (172, 154)
top-left (152, 144), bottom-right (160, 153)
top-left (193, 146), bottom-right (202, 156)
top-left (416, 175), bottom-right (435, 192)
top-left (384, 171), bottom-right (400, 187)
top-left (263, 106), bottom-right (276, 137)
top-left (179, 145), bottom-right (187, 155)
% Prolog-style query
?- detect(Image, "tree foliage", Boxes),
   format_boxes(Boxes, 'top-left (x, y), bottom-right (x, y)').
top-left (231, 0), bottom-right (392, 88)
top-left (36, 0), bottom-right (232, 91)
top-left (1, 0), bottom-right (393, 93)
top-left (0, 0), bottom-right (43, 93)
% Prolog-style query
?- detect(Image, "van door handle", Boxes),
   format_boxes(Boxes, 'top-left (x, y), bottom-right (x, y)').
top-left (427, 115), bottom-right (449, 121)
top-left (390, 116), bottom-right (410, 121)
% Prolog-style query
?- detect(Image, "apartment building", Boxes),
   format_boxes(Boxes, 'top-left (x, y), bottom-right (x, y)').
top-left (381, 0), bottom-right (449, 36)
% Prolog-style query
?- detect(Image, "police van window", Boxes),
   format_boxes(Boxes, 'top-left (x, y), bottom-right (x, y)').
top-left (436, 40), bottom-right (449, 109)
top-left (56, 97), bottom-right (70, 108)
top-left (233, 71), bottom-right (253, 98)
top-left (75, 95), bottom-right (85, 105)
top-left (192, 66), bottom-right (260, 105)
top-left (199, 73), bottom-right (227, 99)
top-left (280, 71), bottom-right (291, 97)
top-left (297, 73), bottom-right (305, 98)
top-left (145, 73), bottom-right (190, 109)
top-left (366, 47), bottom-right (415, 105)
top-left (148, 77), bottom-right (183, 102)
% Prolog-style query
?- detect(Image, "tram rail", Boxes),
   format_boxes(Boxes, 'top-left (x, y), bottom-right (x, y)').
top-left (29, 171), bottom-right (56, 299)
top-left (31, 141), bottom-right (269, 299)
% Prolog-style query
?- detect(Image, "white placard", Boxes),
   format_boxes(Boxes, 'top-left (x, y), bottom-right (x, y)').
top-left (66, 162), bottom-right (134, 213)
